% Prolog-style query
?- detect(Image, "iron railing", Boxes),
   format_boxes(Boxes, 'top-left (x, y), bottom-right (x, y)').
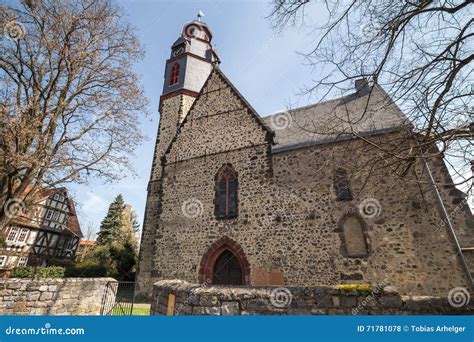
top-left (101, 281), bottom-right (136, 316)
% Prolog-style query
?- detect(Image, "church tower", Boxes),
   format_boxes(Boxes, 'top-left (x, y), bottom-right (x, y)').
top-left (150, 16), bottom-right (219, 181)
top-left (137, 15), bottom-right (219, 296)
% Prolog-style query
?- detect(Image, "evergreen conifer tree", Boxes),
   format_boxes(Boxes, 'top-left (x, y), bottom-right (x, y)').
top-left (96, 194), bottom-right (125, 245)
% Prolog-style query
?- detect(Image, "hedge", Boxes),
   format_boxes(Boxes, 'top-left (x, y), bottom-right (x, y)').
top-left (12, 266), bottom-right (65, 279)
top-left (12, 263), bottom-right (108, 279)
top-left (64, 262), bottom-right (108, 278)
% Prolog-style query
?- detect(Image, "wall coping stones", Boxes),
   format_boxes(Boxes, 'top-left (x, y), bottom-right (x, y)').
top-left (152, 280), bottom-right (474, 315)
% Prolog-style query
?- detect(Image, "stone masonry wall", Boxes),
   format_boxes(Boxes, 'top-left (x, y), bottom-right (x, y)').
top-left (267, 135), bottom-right (472, 295)
top-left (151, 280), bottom-right (474, 315)
top-left (137, 93), bottom-right (196, 297)
top-left (0, 278), bottom-right (116, 315)
top-left (137, 66), bottom-right (474, 299)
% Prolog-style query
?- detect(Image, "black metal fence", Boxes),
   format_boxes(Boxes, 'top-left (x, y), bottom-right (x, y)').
top-left (101, 281), bottom-right (136, 316)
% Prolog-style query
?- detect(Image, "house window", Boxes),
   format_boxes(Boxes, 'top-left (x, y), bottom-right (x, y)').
top-left (341, 215), bottom-right (369, 257)
top-left (169, 63), bottom-right (180, 85)
top-left (18, 257), bottom-right (28, 266)
top-left (0, 256), bottom-right (7, 267)
top-left (334, 168), bottom-right (353, 201)
top-left (17, 228), bottom-right (29, 243)
top-left (215, 164), bottom-right (238, 220)
top-left (45, 209), bottom-right (53, 220)
top-left (6, 227), bottom-right (19, 242)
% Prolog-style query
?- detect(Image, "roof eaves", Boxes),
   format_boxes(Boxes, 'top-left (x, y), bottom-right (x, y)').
top-left (271, 125), bottom-right (409, 153)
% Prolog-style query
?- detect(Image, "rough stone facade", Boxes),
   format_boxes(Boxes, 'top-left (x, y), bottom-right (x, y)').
top-left (138, 93), bottom-right (196, 295)
top-left (151, 280), bottom-right (474, 315)
top-left (0, 278), bottom-right (116, 315)
top-left (137, 64), bottom-right (473, 300)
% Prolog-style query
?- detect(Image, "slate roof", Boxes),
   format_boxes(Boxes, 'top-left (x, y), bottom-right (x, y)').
top-left (262, 84), bottom-right (410, 152)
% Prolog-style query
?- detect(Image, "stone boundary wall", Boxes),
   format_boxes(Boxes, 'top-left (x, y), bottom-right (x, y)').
top-left (151, 280), bottom-right (474, 315)
top-left (0, 278), bottom-right (117, 315)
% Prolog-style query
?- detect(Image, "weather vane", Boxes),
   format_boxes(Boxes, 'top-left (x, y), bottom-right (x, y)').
top-left (197, 10), bottom-right (204, 22)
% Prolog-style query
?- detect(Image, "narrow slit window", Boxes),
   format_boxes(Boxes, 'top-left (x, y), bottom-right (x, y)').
top-left (334, 168), bottom-right (353, 201)
top-left (215, 164), bottom-right (238, 219)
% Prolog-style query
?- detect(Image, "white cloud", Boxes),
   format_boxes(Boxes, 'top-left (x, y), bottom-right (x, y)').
top-left (81, 193), bottom-right (109, 215)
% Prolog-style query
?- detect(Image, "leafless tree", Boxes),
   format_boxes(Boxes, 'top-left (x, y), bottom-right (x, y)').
top-left (269, 0), bottom-right (473, 197)
top-left (0, 0), bottom-right (148, 229)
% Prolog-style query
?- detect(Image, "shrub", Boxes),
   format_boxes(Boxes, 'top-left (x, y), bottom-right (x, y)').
top-left (12, 266), bottom-right (65, 279)
top-left (65, 262), bottom-right (108, 278)
top-left (36, 266), bottom-right (65, 278)
top-left (12, 266), bottom-right (35, 278)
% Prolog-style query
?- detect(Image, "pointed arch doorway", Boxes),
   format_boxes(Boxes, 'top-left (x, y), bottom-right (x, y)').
top-left (213, 250), bottom-right (242, 285)
top-left (199, 237), bottom-right (250, 285)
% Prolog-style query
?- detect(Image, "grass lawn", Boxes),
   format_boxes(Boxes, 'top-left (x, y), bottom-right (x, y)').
top-left (111, 305), bottom-right (150, 316)
top-left (131, 306), bottom-right (150, 316)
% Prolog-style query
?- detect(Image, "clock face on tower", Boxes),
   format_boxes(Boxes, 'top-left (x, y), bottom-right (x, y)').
top-left (171, 44), bottom-right (185, 57)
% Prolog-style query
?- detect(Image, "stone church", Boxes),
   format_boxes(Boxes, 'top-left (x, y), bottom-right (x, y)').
top-left (137, 18), bottom-right (473, 299)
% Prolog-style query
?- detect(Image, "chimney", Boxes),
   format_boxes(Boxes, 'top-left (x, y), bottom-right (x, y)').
top-left (355, 78), bottom-right (369, 95)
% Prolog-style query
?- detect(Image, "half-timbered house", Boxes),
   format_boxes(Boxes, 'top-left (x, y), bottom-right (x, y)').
top-left (0, 188), bottom-right (83, 276)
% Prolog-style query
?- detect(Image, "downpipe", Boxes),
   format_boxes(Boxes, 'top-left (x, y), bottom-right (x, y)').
top-left (423, 159), bottom-right (474, 287)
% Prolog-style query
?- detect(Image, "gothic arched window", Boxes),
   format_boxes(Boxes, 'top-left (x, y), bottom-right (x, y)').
top-left (341, 215), bottom-right (369, 257)
top-left (215, 164), bottom-right (238, 220)
top-left (334, 168), bottom-right (353, 201)
top-left (169, 63), bottom-right (180, 85)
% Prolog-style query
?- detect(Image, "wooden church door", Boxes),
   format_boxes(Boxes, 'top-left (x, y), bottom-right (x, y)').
top-left (212, 250), bottom-right (243, 285)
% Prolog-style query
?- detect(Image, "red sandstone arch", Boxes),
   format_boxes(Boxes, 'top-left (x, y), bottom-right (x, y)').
top-left (198, 236), bottom-right (250, 285)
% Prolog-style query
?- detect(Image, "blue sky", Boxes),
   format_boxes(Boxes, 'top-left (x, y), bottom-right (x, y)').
top-left (71, 0), bottom-right (327, 238)
top-left (66, 0), bottom-right (473, 238)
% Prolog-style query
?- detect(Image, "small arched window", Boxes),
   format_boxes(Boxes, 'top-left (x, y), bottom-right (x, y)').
top-left (169, 63), bottom-right (180, 85)
top-left (215, 164), bottom-right (238, 220)
top-left (341, 215), bottom-right (369, 257)
top-left (334, 168), bottom-right (352, 201)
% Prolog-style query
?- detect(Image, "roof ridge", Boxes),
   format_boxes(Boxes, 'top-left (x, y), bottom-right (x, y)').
top-left (264, 83), bottom-right (407, 120)
top-left (264, 92), bottom-right (357, 118)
